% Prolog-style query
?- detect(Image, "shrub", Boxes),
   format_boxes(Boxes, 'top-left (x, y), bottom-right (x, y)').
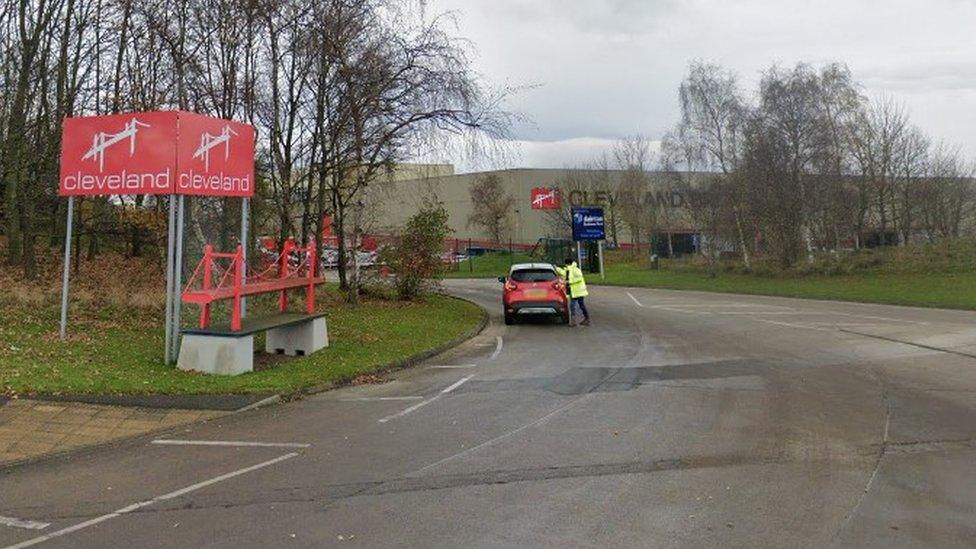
top-left (381, 199), bottom-right (452, 300)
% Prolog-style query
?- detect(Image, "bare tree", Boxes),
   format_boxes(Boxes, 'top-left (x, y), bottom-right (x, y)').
top-left (467, 173), bottom-right (514, 243)
top-left (613, 135), bottom-right (654, 249)
top-left (671, 61), bottom-right (752, 265)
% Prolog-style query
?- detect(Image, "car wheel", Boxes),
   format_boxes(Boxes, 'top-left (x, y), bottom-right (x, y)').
top-left (504, 313), bottom-right (515, 325)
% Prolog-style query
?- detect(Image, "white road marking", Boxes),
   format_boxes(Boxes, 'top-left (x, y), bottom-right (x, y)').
top-left (0, 516), bottom-right (49, 531)
top-left (713, 311), bottom-right (806, 315)
top-left (667, 303), bottom-right (794, 309)
top-left (337, 396), bottom-right (424, 402)
top-left (2, 453), bottom-right (298, 549)
top-left (378, 376), bottom-right (474, 423)
top-left (648, 306), bottom-right (711, 315)
top-left (151, 439), bottom-right (311, 448)
top-left (626, 292), bottom-right (644, 307)
top-left (427, 364), bottom-right (478, 369)
top-left (378, 398), bottom-right (439, 423)
top-left (831, 312), bottom-right (928, 325)
top-left (752, 318), bottom-right (832, 332)
top-left (441, 375), bottom-right (474, 394)
top-left (413, 394), bottom-right (591, 474)
top-left (489, 336), bottom-right (503, 360)
top-left (808, 322), bottom-right (882, 327)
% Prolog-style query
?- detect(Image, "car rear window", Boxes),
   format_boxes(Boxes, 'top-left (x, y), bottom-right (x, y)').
top-left (511, 269), bottom-right (557, 282)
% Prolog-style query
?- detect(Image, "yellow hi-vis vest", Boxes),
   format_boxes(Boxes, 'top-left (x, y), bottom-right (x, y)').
top-left (555, 262), bottom-right (588, 299)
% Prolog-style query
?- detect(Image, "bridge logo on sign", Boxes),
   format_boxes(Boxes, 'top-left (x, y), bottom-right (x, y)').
top-left (192, 125), bottom-right (239, 170)
top-left (531, 187), bottom-right (560, 209)
top-left (81, 118), bottom-right (150, 172)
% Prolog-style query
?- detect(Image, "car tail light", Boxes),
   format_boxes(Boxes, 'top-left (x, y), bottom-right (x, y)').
top-left (552, 280), bottom-right (565, 291)
top-left (505, 280), bottom-right (517, 291)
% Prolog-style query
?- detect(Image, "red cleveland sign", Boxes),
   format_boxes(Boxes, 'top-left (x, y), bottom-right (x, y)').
top-left (530, 187), bottom-right (560, 209)
top-left (59, 111), bottom-right (255, 197)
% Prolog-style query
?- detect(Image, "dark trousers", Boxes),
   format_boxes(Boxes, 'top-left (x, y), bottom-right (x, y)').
top-left (571, 297), bottom-right (589, 319)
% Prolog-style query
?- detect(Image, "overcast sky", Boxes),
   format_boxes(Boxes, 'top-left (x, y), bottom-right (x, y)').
top-left (424, 0), bottom-right (976, 172)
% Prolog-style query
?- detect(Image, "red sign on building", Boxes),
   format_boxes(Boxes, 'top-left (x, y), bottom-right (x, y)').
top-left (530, 187), bottom-right (560, 209)
top-left (59, 111), bottom-right (254, 197)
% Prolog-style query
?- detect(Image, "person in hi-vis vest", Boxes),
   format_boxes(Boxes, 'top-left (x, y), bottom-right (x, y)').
top-left (555, 257), bottom-right (590, 326)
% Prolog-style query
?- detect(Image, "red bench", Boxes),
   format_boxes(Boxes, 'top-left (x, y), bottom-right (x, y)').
top-left (182, 239), bottom-right (327, 331)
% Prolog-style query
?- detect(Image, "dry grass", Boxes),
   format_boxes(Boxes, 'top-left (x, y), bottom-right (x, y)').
top-left (0, 244), bottom-right (166, 310)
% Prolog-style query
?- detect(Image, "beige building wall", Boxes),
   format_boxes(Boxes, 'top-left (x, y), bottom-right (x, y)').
top-left (375, 168), bottom-right (695, 244)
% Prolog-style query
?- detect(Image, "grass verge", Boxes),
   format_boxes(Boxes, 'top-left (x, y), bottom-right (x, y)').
top-left (589, 261), bottom-right (976, 310)
top-left (443, 251), bottom-right (536, 279)
top-left (0, 292), bottom-right (484, 396)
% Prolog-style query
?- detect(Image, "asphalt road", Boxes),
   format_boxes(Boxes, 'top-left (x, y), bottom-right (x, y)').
top-left (3, 279), bottom-right (976, 548)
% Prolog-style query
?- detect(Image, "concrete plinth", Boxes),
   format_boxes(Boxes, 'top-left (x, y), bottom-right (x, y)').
top-left (265, 316), bottom-right (329, 356)
top-left (177, 334), bottom-right (254, 375)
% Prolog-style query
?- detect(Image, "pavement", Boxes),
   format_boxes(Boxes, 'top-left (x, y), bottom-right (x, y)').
top-left (2, 279), bottom-right (976, 547)
top-left (0, 400), bottom-right (226, 467)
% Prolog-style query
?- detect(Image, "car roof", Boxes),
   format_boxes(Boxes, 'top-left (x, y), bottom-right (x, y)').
top-left (509, 262), bottom-right (556, 272)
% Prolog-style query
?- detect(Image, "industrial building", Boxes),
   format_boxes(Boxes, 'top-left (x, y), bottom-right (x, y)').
top-left (375, 165), bottom-right (699, 254)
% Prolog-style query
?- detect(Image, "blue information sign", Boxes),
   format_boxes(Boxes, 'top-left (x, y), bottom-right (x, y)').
top-left (571, 207), bottom-right (605, 241)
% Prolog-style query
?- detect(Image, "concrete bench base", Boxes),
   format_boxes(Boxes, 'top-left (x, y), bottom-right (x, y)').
top-left (177, 314), bottom-right (329, 376)
top-left (178, 334), bottom-right (255, 376)
top-left (266, 316), bottom-right (329, 356)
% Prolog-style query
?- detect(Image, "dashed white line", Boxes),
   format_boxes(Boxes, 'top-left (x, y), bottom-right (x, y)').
top-left (2, 453), bottom-right (299, 549)
top-left (338, 396), bottom-right (424, 402)
top-left (378, 375), bottom-right (474, 423)
top-left (378, 398), bottom-right (439, 423)
top-left (626, 292), bottom-right (644, 307)
top-left (752, 318), bottom-right (832, 332)
top-left (0, 516), bottom-right (49, 531)
top-left (151, 439), bottom-right (311, 448)
top-left (648, 306), bottom-right (711, 315)
top-left (413, 393), bottom-right (592, 474)
top-left (440, 375), bottom-right (474, 394)
top-left (489, 336), bottom-right (503, 360)
top-left (831, 312), bottom-right (928, 325)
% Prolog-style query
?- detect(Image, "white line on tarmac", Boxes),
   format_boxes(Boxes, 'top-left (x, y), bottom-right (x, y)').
top-left (413, 393), bottom-right (591, 474)
top-left (752, 318), bottom-right (832, 332)
top-left (337, 396), bottom-right (424, 402)
top-left (712, 311), bottom-right (804, 315)
top-left (626, 292), bottom-right (644, 307)
top-left (378, 375), bottom-right (474, 424)
top-left (0, 516), bottom-right (49, 531)
top-left (378, 398), bottom-right (439, 423)
top-left (489, 336), bottom-right (503, 360)
top-left (2, 453), bottom-right (299, 549)
top-left (441, 375), bottom-right (475, 394)
top-left (648, 306), bottom-right (711, 315)
top-left (830, 312), bottom-right (928, 325)
top-left (427, 364), bottom-right (478, 369)
top-left (151, 439), bottom-right (311, 448)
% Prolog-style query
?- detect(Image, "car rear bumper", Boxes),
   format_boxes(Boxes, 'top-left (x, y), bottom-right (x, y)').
top-left (506, 300), bottom-right (567, 315)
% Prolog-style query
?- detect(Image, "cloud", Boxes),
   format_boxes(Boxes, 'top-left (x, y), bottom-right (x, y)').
top-left (426, 0), bottom-right (976, 163)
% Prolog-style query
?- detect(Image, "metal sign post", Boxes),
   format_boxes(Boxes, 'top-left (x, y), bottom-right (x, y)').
top-left (58, 197), bottom-right (75, 340)
top-left (170, 195), bottom-right (185, 362)
top-left (240, 197), bottom-right (249, 318)
top-left (598, 240), bottom-right (605, 281)
top-left (163, 195), bottom-right (177, 362)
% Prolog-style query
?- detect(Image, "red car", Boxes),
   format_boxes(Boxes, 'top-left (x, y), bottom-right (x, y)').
top-left (498, 263), bottom-right (569, 325)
